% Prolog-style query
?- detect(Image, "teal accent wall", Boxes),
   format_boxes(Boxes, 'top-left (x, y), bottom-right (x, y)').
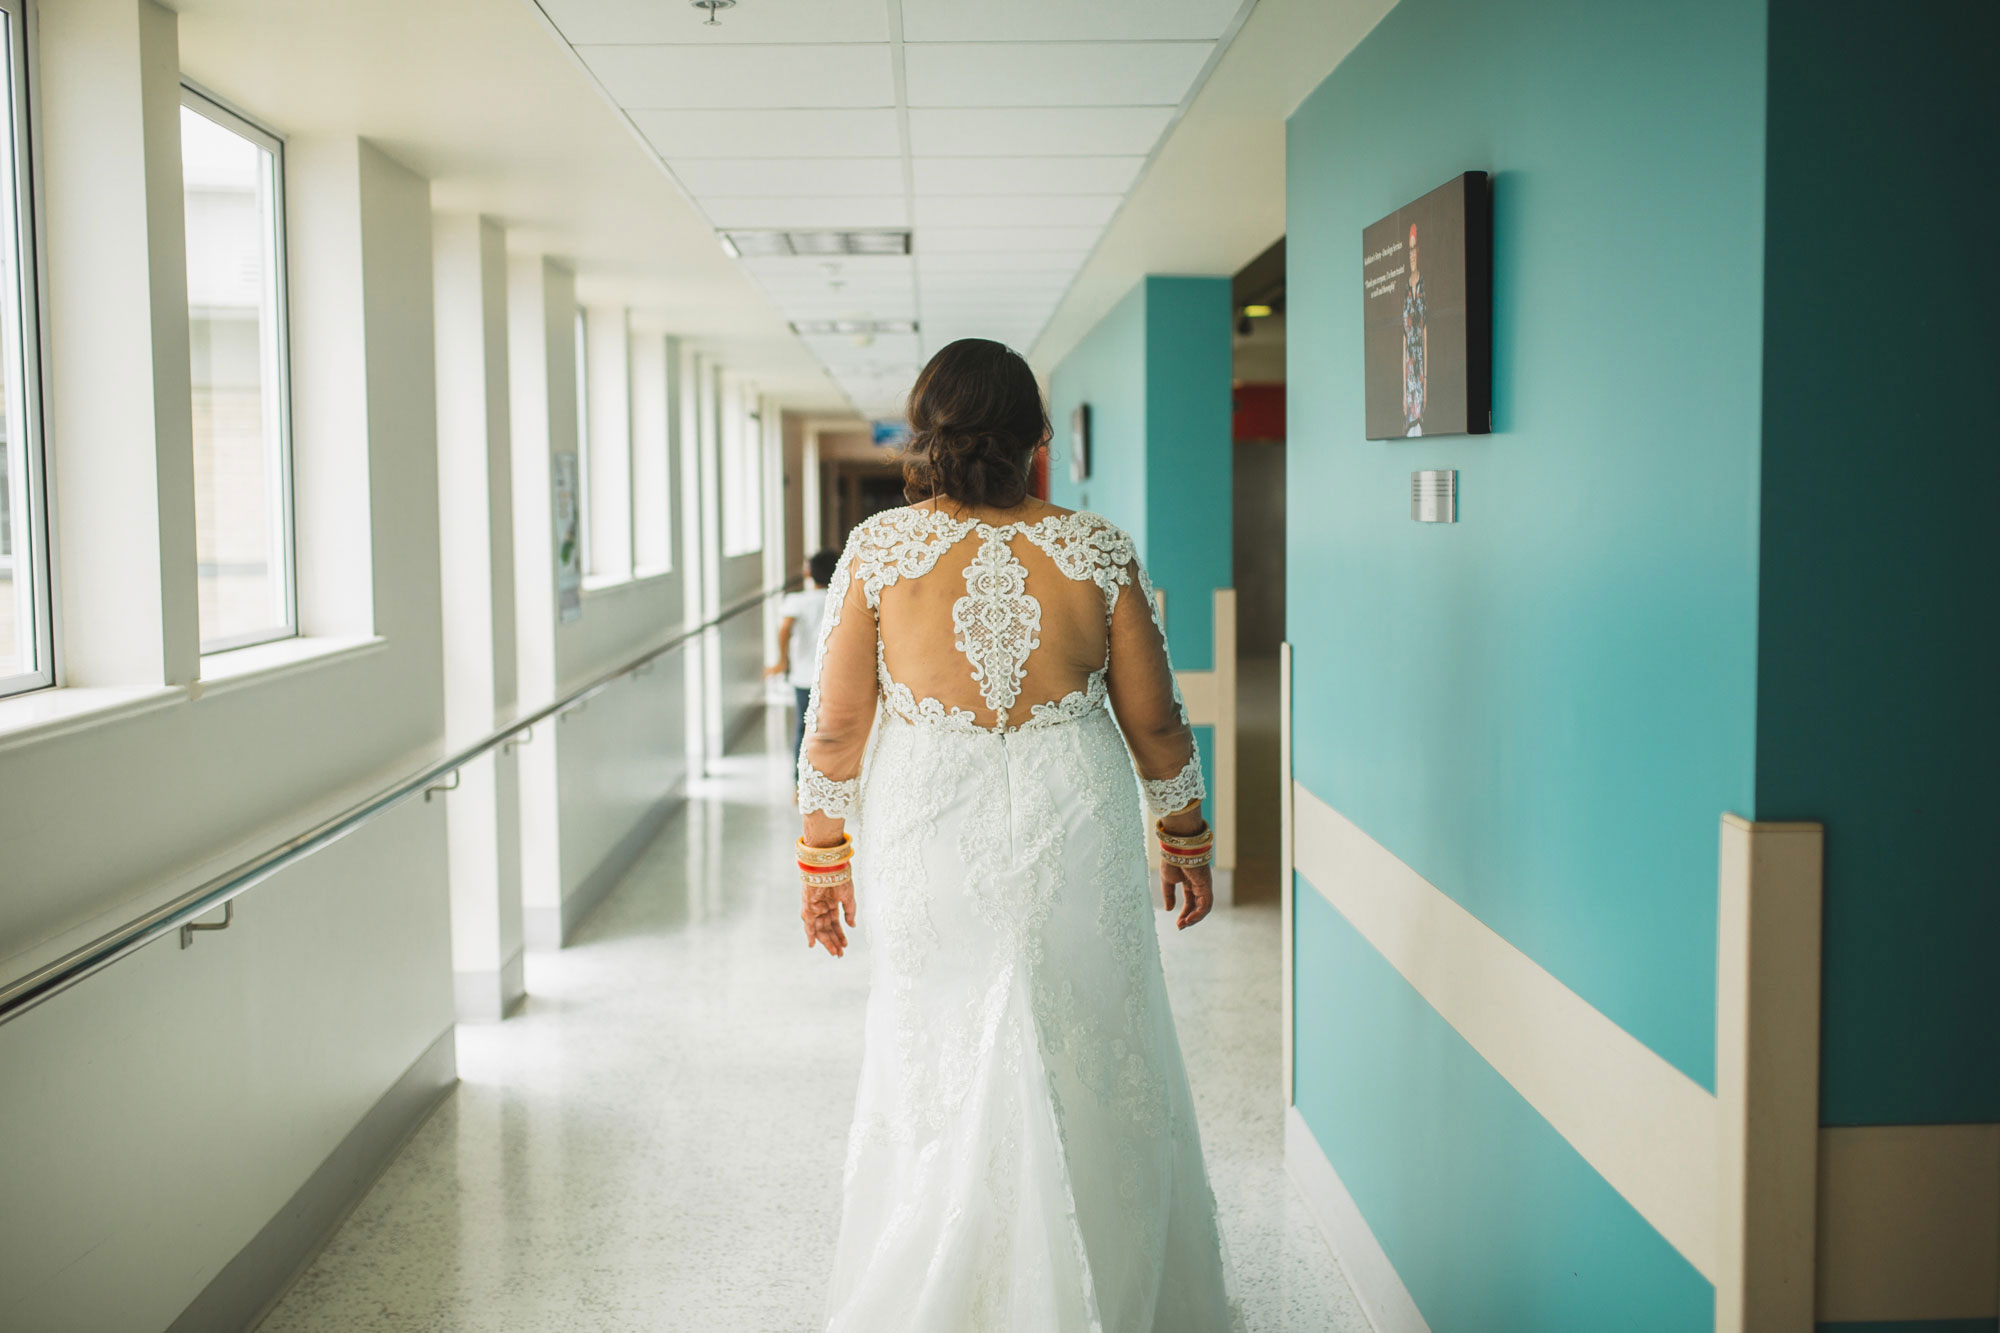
top-left (1048, 275), bottom-right (1233, 672)
top-left (1294, 883), bottom-right (1714, 1328)
top-left (1286, 0), bottom-right (1766, 1099)
top-left (1756, 0), bottom-right (2000, 1126)
top-left (1047, 283), bottom-right (1148, 548)
top-left (1140, 277), bottom-right (1233, 672)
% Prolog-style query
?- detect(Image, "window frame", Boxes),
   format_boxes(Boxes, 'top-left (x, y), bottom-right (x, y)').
top-left (0, 0), bottom-right (51, 700)
top-left (180, 80), bottom-right (299, 656)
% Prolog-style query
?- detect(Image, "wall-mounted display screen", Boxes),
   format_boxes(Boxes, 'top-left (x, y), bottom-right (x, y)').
top-left (1362, 171), bottom-right (1491, 439)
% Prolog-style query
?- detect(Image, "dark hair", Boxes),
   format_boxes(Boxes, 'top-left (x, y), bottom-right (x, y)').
top-left (901, 338), bottom-right (1049, 508)
top-left (808, 548), bottom-right (839, 587)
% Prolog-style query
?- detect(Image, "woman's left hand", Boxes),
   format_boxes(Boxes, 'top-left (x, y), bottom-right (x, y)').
top-left (802, 875), bottom-right (858, 957)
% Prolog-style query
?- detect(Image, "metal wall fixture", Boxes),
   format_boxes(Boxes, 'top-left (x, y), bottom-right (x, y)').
top-left (180, 902), bottom-right (234, 950)
top-left (0, 581), bottom-right (799, 1027)
top-left (1411, 469), bottom-right (1459, 523)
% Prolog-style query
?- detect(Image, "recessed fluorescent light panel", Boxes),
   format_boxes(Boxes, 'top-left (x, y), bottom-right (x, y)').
top-left (723, 230), bottom-right (913, 258)
top-left (790, 319), bottom-right (918, 336)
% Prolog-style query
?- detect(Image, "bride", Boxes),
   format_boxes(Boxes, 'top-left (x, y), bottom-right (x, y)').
top-left (795, 338), bottom-right (1238, 1332)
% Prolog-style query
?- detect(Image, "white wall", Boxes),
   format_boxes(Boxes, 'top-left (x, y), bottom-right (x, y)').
top-left (0, 3), bottom-right (777, 1322)
top-left (0, 5), bottom-right (454, 1314)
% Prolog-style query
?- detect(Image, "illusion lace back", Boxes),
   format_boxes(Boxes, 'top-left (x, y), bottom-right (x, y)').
top-left (799, 506), bottom-right (1236, 1333)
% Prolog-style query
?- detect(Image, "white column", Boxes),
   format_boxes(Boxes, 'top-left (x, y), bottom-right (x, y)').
top-left (435, 214), bottom-right (524, 1018)
top-left (583, 305), bottom-right (632, 583)
top-left (38, 0), bottom-right (198, 687)
top-left (509, 255), bottom-right (576, 948)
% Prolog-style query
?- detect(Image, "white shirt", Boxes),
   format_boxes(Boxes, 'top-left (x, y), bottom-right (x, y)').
top-left (780, 587), bottom-right (826, 689)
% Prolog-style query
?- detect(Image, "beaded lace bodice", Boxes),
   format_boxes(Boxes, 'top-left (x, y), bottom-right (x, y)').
top-left (797, 506), bottom-right (1205, 820)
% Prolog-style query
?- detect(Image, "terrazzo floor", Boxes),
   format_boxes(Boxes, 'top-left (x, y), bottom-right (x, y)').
top-left (258, 715), bottom-right (1368, 1332)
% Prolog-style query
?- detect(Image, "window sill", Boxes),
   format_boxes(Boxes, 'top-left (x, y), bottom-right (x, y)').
top-left (0, 683), bottom-right (185, 754)
top-left (193, 634), bottom-right (386, 699)
top-left (580, 568), bottom-right (677, 600)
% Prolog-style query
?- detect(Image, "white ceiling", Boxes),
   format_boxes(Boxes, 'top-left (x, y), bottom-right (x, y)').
top-left (541, 0), bottom-right (1257, 418)
top-left (171, 0), bottom-right (851, 409)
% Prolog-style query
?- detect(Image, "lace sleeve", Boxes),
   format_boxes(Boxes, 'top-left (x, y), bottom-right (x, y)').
top-left (1104, 552), bottom-right (1207, 817)
top-left (797, 533), bottom-right (878, 819)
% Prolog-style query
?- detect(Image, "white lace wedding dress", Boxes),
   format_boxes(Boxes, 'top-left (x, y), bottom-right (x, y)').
top-left (798, 504), bottom-right (1239, 1333)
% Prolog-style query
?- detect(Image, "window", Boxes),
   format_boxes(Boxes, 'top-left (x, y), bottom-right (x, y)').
top-left (0, 0), bottom-right (48, 698)
top-left (720, 374), bottom-right (762, 556)
top-left (631, 332), bottom-right (671, 574)
top-left (181, 87), bottom-right (294, 653)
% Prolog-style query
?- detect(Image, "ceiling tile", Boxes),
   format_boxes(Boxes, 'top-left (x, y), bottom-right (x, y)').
top-left (802, 332), bottom-right (924, 363)
top-left (578, 44), bottom-right (894, 110)
top-left (916, 250), bottom-right (1090, 272)
top-left (539, 0), bottom-right (888, 44)
top-left (921, 299), bottom-right (1069, 314)
top-left (632, 109), bottom-right (901, 158)
top-left (919, 226), bottom-right (1102, 252)
top-left (920, 271), bottom-right (1073, 290)
top-left (900, 0), bottom-right (1244, 42)
top-left (908, 107), bottom-right (1174, 157)
top-left (703, 196), bottom-right (909, 228)
top-left (912, 156), bottom-right (1145, 196)
top-left (741, 254), bottom-right (913, 279)
top-left (916, 195), bottom-right (1121, 228)
top-left (903, 42), bottom-right (1213, 108)
top-left (671, 157), bottom-right (905, 196)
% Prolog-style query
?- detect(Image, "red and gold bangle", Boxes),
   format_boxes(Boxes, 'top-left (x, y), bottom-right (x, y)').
top-left (799, 866), bottom-right (853, 889)
top-left (797, 859), bottom-right (850, 874)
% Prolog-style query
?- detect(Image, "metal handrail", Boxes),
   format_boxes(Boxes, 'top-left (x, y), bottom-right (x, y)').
top-left (0, 580), bottom-right (795, 1028)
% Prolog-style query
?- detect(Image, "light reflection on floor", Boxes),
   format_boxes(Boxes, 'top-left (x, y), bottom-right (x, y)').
top-left (259, 713), bottom-right (1367, 1331)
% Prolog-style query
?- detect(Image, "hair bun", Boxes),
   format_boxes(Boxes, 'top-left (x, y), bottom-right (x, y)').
top-left (901, 340), bottom-right (1049, 509)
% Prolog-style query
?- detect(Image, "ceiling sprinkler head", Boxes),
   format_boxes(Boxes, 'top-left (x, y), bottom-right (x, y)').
top-left (690, 0), bottom-right (735, 25)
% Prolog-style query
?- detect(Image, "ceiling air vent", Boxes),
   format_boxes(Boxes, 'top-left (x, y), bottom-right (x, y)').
top-left (721, 230), bottom-right (912, 258)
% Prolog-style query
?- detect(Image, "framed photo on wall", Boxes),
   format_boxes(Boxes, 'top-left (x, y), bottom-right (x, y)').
top-left (552, 451), bottom-right (583, 623)
top-left (1070, 403), bottom-right (1091, 482)
top-left (1362, 171), bottom-right (1492, 439)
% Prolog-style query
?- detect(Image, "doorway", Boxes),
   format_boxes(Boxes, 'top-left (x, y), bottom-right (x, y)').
top-left (1231, 238), bottom-right (1287, 904)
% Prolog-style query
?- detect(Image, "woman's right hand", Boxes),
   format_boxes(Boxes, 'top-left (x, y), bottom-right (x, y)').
top-left (1160, 863), bottom-right (1213, 931)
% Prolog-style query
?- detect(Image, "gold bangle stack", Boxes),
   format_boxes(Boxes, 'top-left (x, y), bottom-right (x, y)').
top-left (796, 835), bottom-right (854, 868)
top-left (798, 835), bottom-right (855, 888)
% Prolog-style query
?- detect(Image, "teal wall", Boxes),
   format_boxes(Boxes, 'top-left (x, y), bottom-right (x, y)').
top-left (1139, 277), bottom-right (1233, 673)
top-left (1047, 283), bottom-right (1148, 550)
top-left (1284, 0), bottom-right (1769, 1323)
top-left (1286, 0), bottom-right (1766, 1096)
top-left (1295, 885), bottom-right (1713, 1331)
top-left (1049, 277), bottom-right (1233, 665)
top-left (1049, 276), bottom-right (1233, 823)
top-left (1756, 0), bottom-right (2000, 1127)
